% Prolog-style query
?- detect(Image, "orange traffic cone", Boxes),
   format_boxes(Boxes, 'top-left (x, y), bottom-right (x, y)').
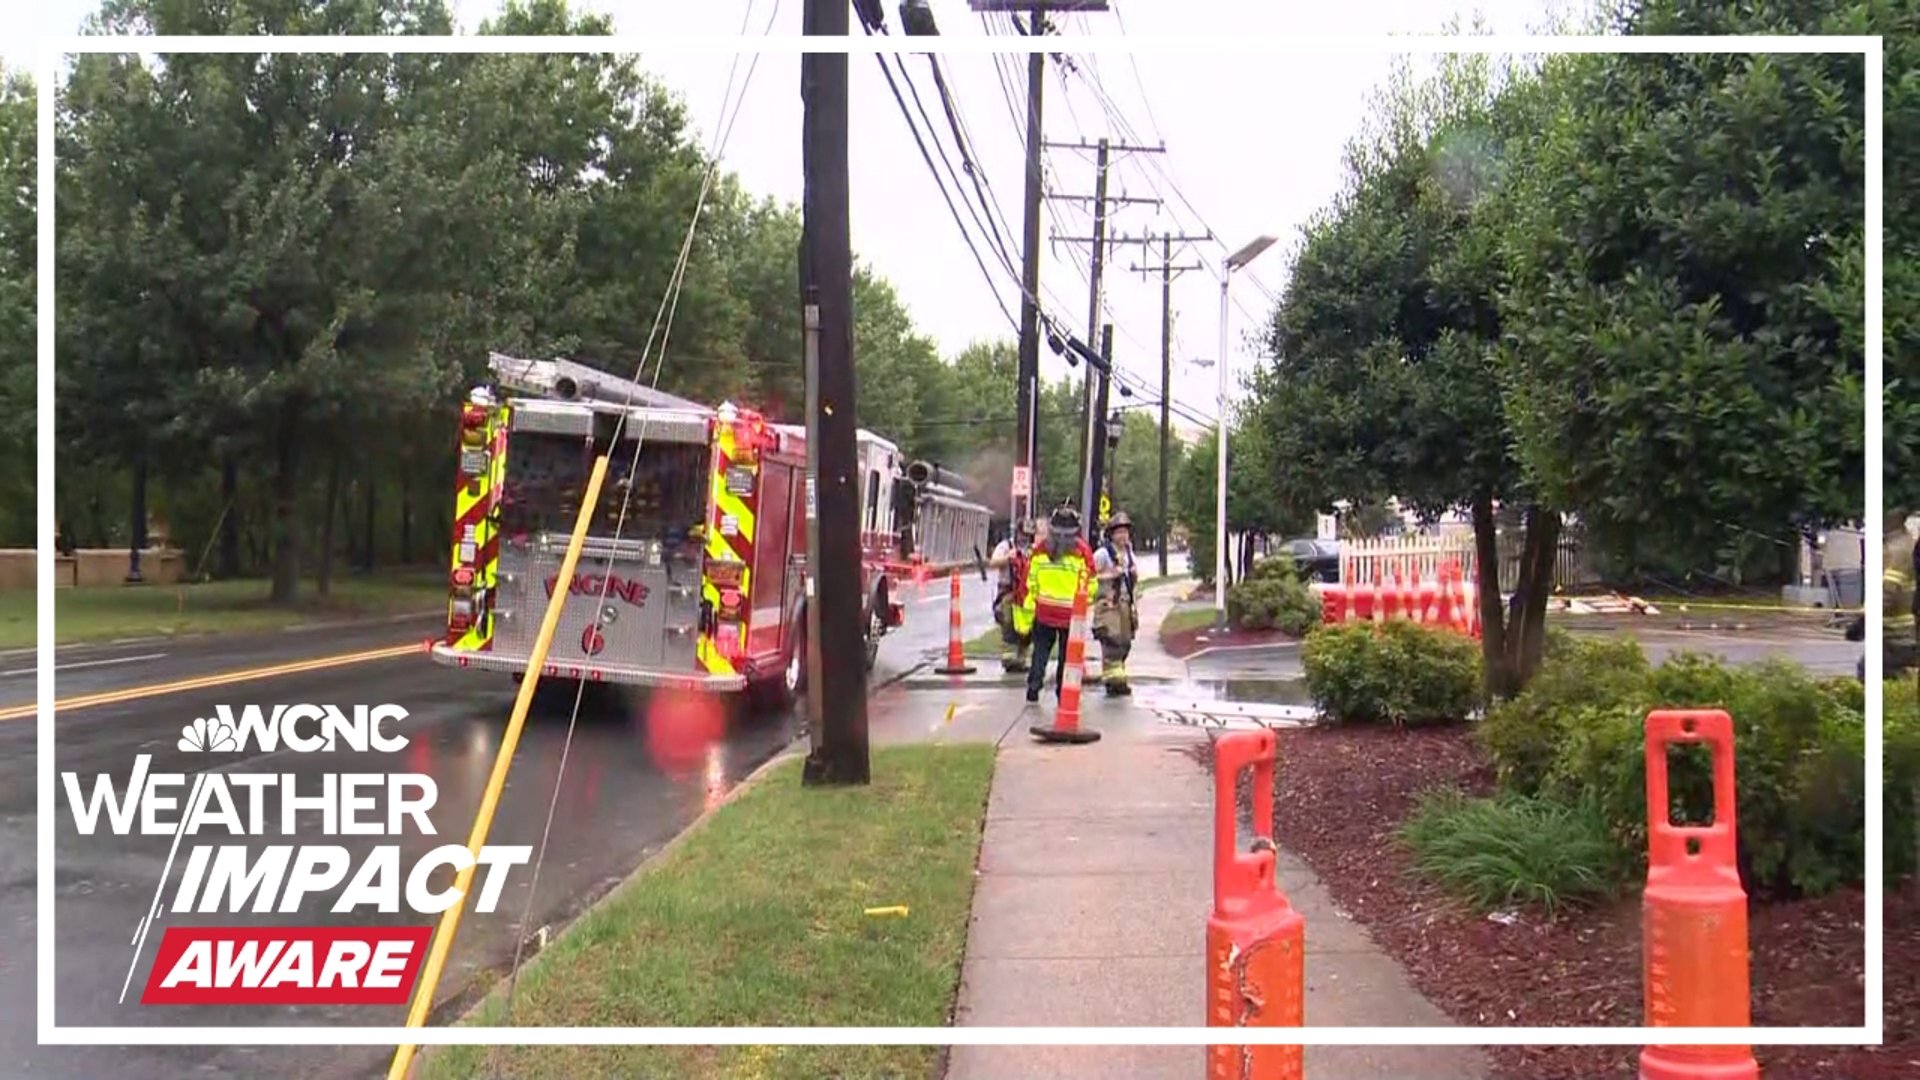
top-left (1639, 709), bottom-right (1759, 1080)
top-left (934, 573), bottom-right (976, 676)
top-left (1030, 583), bottom-right (1100, 745)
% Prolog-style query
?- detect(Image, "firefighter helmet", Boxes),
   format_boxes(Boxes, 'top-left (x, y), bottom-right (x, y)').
top-left (1049, 505), bottom-right (1082, 533)
top-left (1106, 511), bottom-right (1132, 533)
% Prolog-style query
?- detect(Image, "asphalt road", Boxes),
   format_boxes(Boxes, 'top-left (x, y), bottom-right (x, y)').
top-left (2, 571), bottom-right (999, 1079)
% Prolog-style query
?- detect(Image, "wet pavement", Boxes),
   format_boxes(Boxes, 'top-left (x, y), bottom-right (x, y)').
top-left (4, 571), bottom-right (1000, 1079)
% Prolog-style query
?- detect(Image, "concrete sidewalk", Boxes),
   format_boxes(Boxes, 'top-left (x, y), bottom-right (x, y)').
top-left (869, 685), bottom-right (1490, 1080)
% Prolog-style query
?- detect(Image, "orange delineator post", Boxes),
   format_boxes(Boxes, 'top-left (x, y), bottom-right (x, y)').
top-left (1029, 582), bottom-right (1100, 745)
top-left (1207, 729), bottom-right (1305, 1080)
top-left (933, 572), bottom-right (977, 676)
top-left (1434, 565), bottom-right (1455, 630)
top-left (1639, 708), bottom-right (1760, 1080)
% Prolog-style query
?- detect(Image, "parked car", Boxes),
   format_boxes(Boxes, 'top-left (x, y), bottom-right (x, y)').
top-left (1273, 537), bottom-right (1343, 583)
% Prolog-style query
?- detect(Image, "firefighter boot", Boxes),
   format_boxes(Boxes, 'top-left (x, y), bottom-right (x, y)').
top-left (1000, 645), bottom-right (1029, 674)
top-left (1102, 658), bottom-right (1131, 697)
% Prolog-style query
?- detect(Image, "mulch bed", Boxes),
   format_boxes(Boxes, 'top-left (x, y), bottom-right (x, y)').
top-left (1229, 723), bottom-right (1912, 1079)
top-left (1160, 622), bottom-right (1297, 658)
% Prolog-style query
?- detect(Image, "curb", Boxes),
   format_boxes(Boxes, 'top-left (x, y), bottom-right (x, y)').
top-left (1182, 639), bottom-right (1305, 664)
top-left (278, 609), bottom-right (442, 634)
top-left (42, 609), bottom-right (444, 653)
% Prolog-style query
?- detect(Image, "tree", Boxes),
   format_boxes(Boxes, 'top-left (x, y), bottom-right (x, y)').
top-left (1247, 2), bottom-right (1867, 697)
top-left (0, 65), bottom-right (33, 547)
top-left (1495, 3), bottom-right (1868, 570)
top-left (1252, 49), bottom-right (1560, 694)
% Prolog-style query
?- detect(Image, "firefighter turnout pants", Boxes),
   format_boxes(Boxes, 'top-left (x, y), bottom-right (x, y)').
top-left (1093, 600), bottom-right (1137, 696)
top-left (993, 587), bottom-right (1030, 672)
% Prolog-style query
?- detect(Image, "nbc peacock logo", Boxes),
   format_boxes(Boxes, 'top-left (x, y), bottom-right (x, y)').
top-left (177, 716), bottom-right (240, 753)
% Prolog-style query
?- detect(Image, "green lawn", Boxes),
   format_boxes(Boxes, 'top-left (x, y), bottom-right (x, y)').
top-left (0, 570), bottom-right (448, 649)
top-left (1159, 604), bottom-right (1217, 637)
top-left (419, 743), bottom-right (998, 1080)
top-left (964, 625), bottom-right (1004, 656)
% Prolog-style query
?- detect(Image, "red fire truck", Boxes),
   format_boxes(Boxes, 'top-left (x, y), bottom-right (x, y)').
top-left (429, 353), bottom-right (912, 710)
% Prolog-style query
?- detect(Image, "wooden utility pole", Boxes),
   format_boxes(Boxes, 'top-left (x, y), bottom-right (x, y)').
top-left (1013, 5), bottom-right (1047, 527)
top-left (1045, 138), bottom-right (1162, 522)
top-left (800, 0), bottom-right (868, 786)
top-left (1131, 233), bottom-right (1206, 576)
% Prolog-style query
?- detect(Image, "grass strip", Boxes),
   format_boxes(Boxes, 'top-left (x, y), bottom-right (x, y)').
top-left (7, 571), bottom-right (447, 648)
top-left (422, 742), bottom-right (998, 1080)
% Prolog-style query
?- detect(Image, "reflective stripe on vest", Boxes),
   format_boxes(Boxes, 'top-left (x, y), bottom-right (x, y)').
top-left (1030, 554), bottom-right (1084, 605)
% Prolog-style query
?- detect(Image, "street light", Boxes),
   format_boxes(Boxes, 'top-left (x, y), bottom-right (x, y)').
top-left (1215, 234), bottom-right (1277, 629)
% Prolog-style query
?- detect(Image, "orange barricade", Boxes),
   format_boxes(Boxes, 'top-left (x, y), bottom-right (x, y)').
top-left (1206, 729), bottom-right (1304, 1079)
top-left (1029, 583), bottom-right (1100, 745)
top-left (1639, 708), bottom-right (1759, 1080)
top-left (933, 573), bottom-right (976, 676)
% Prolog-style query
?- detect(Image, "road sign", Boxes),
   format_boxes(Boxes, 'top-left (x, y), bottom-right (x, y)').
top-left (1099, 492), bottom-right (1111, 522)
top-left (1011, 465), bottom-right (1031, 498)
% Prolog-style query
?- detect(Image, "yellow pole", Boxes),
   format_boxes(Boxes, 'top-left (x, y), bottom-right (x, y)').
top-left (386, 454), bottom-right (610, 1080)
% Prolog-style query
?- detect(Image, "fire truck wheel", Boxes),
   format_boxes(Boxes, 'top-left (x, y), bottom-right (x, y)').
top-left (747, 611), bottom-right (806, 715)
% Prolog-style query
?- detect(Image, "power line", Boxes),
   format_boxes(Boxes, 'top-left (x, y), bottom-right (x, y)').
top-left (861, 24), bottom-right (1019, 334)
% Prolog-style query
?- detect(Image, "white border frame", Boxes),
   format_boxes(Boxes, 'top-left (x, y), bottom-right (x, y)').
top-left (36, 32), bottom-right (1883, 1048)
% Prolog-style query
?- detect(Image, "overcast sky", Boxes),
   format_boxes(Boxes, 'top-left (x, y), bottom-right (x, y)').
top-left (7, 0), bottom-right (1589, 432)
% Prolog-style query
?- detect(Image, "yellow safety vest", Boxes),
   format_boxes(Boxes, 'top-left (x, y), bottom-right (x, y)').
top-left (1021, 548), bottom-right (1097, 628)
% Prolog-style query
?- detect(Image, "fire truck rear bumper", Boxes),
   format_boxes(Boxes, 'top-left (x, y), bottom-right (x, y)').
top-left (428, 643), bottom-right (748, 692)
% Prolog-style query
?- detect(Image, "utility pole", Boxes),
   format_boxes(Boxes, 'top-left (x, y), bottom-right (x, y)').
top-left (1012, 4), bottom-right (1048, 527)
top-left (1085, 324), bottom-right (1114, 524)
top-left (1131, 233), bottom-right (1206, 576)
top-left (800, 0), bottom-right (868, 787)
top-left (1047, 223), bottom-right (1208, 532)
top-left (1045, 137), bottom-right (1162, 524)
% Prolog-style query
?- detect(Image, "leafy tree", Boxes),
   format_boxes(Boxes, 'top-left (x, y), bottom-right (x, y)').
top-left (1246, 1), bottom-right (1867, 697)
top-left (0, 64), bottom-right (33, 547)
top-left (1495, 3), bottom-right (1868, 570)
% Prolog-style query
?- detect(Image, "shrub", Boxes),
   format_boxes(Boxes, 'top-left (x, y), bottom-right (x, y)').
top-left (1885, 678), bottom-right (1920, 884)
top-left (1479, 634), bottom-right (1653, 796)
top-left (1398, 788), bottom-right (1619, 916)
top-left (1301, 620), bottom-right (1481, 727)
top-left (1226, 558), bottom-right (1322, 635)
top-left (1534, 654), bottom-right (1866, 896)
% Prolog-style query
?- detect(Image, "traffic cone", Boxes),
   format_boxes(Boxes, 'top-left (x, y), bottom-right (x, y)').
top-left (1030, 584), bottom-right (1100, 744)
top-left (1434, 566), bottom-right (1455, 631)
top-left (1342, 559), bottom-right (1358, 623)
top-left (1639, 709), bottom-right (1759, 1080)
top-left (1370, 568), bottom-right (1384, 625)
top-left (934, 573), bottom-right (976, 675)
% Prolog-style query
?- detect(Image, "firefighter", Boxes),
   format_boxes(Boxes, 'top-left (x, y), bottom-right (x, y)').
top-left (1092, 511), bottom-right (1140, 696)
top-left (989, 518), bottom-right (1037, 672)
top-left (1018, 505), bottom-right (1098, 703)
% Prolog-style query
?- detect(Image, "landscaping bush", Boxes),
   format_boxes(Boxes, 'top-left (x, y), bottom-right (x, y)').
top-left (1225, 555), bottom-right (1322, 635)
top-left (1479, 634), bottom-right (1876, 897)
top-left (1301, 620), bottom-right (1481, 727)
top-left (1478, 634), bottom-right (1653, 795)
top-left (1533, 654), bottom-right (1865, 896)
top-left (1884, 678), bottom-right (1920, 884)
top-left (1398, 788), bottom-right (1619, 916)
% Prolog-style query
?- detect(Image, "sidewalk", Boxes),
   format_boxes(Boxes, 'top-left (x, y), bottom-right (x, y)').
top-left (869, 685), bottom-right (1491, 1080)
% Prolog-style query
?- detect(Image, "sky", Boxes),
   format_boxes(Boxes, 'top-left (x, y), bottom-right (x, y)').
top-left (4, 0), bottom-right (1588, 436)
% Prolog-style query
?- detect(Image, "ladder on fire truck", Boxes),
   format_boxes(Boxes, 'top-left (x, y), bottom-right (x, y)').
top-left (487, 352), bottom-right (712, 414)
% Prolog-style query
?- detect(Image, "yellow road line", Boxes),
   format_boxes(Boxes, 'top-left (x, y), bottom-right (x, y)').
top-left (0, 641), bottom-right (426, 721)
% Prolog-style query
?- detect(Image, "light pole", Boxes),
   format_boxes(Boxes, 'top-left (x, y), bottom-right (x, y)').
top-left (1214, 235), bottom-right (1276, 629)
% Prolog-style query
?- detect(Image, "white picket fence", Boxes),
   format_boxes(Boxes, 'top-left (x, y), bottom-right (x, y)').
top-left (1337, 531), bottom-right (1600, 594)
top-left (1339, 534), bottom-right (1476, 586)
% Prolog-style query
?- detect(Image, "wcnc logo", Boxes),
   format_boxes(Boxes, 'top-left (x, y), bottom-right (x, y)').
top-left (175, 704), bottom-right (411, 754)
